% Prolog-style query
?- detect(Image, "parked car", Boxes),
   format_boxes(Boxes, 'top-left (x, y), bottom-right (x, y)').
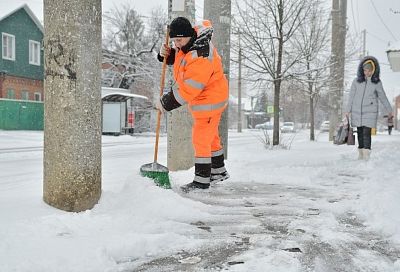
top-left (319, 121), bottom-right (330, 132)
top-left (255, 122), bottom-right (273, 130)
top-left (280, 122), bottom-right (295, 133)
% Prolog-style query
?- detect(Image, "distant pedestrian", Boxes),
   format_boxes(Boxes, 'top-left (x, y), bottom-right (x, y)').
top-left (345, 56), bottom-right (393, 160)
top-left (387, 115), bottom-right (394, 135)
top-left (156, 17), bottom-right (230, 192)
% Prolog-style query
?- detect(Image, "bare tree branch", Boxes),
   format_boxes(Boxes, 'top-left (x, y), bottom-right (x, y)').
top-left (233, 0), bottom-right (312, 145)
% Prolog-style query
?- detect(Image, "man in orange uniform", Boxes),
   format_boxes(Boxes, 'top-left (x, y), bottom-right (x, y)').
top-left (156, 17), bottom-right (229, 192)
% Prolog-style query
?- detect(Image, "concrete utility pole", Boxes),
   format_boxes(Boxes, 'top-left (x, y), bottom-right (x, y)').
top-left (167, 0), bottom-right (196, 171)
top-left (329, 0), bottom-right (347, 141)
top-left (237, 34), bottom-right (242, 133)
top-left (203, 0), bottom-right (231, 157)
top-left (43, 0), bottom-right (102, 212)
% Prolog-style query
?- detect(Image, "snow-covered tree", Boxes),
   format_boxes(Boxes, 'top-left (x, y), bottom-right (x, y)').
top-left (102, 4), bottom-right (167, 94)
top-left (103, 3), bottom-right (145, 54)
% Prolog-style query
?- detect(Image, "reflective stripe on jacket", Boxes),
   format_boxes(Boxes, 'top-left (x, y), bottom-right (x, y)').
top-left (172, 42), bottom-right (228, 118)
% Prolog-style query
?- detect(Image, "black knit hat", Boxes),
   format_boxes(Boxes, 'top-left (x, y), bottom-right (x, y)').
top-left (169, 17), bottom-right (194, 38)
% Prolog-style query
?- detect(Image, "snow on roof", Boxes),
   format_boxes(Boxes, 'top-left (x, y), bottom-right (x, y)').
top-left (101, 87), bottom-right (148, 102)
top-left (101, 87), bottom-right (131, 94)
top-left (0, 4), bottom-right (43, 33)
top-left (102, 92), bottom-right (149, 102)
top-left (387, 41), bottom-right (400, 52)
top-left (102, 92), bottom-right (148, 100)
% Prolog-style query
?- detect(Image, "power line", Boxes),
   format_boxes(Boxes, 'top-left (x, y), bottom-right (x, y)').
top-left (350, 0), bottom-right (359, 34)
top-left (369, 0), bottom-right (398, 41)
top-left (367, 30), bottom-right (390, 44)
top-left (355, 0), bottom-right (360, 32)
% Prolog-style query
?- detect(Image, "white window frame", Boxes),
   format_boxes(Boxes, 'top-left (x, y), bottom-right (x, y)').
top-left (2, 33), bottom-right (15, 61)
top-left (34, 92), bottom-right (41, 101)
top-left (29, 40), bottom-right (40, 65)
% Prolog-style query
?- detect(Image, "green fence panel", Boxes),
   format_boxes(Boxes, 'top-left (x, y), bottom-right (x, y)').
top-left (0, 99), bottom-right (44, 130)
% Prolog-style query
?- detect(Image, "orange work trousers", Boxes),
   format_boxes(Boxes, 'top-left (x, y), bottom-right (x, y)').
top-left (192, 113), bottom-right (222, 158)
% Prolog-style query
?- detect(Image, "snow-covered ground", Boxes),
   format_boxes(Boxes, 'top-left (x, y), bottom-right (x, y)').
top-left (0, 129), bottom-right (399, 271)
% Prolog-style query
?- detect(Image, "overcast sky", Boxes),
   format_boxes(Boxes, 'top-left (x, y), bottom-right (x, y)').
top-left (0, 0), bottom-right (398, 100)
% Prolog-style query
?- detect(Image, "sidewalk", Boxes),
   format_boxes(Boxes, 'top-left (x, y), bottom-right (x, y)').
top-left (1, 130), bottom-right (399, 271)
top-left (136, 177), bottom-right (400, 271)
top-left (134, 131), bottom-right (400, 271)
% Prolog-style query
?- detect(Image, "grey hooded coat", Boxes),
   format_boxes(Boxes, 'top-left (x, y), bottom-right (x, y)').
top-left (345, 56), bottom-right (392, 128)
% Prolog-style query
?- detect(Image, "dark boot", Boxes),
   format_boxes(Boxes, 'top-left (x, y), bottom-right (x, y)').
top-left (211, 150), bottom-right (229, 182)
top-left (211, 172), bottom-right (230, 182)
top-left (180, 159), bottom-right (211, 193)
top-left (180, 181), bottom-right (210, 193)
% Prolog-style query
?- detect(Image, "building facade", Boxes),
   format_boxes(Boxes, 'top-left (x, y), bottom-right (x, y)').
top-left (0, 4), bottom-right (44, 101)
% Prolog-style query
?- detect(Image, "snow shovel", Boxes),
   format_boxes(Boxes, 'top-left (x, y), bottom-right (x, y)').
top-left (140, 26), bottom-right (171, 189)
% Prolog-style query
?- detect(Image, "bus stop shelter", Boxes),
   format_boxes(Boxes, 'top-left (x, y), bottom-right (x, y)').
top-left (101, 87), bottom-right (149, 135)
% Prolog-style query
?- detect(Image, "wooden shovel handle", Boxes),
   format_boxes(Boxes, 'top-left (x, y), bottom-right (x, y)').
top-left (154, 25), bottom-right (170, 163)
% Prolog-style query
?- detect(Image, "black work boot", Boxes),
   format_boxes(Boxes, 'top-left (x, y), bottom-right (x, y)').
top-left (211, 150), bottom-right (229, 182)
top-left (180, 158), bottom-right (211, 193)
top-left (211, 172), bottom-right (230, 182)
top-left (180, 181), bottom-right (210, 193)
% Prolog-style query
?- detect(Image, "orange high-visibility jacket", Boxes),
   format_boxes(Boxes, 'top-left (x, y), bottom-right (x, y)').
top-left (160, 20), bottom-right (228, 118)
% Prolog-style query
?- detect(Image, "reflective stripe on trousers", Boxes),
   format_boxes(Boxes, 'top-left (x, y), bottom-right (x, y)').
top-left (211, 148), bottom-right (226, 174)
top-left (194, 161), bottom-right (211, 184)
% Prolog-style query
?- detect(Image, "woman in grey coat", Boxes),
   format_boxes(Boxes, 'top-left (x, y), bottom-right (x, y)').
top-left (345, 56), bottom-right (393, 160)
